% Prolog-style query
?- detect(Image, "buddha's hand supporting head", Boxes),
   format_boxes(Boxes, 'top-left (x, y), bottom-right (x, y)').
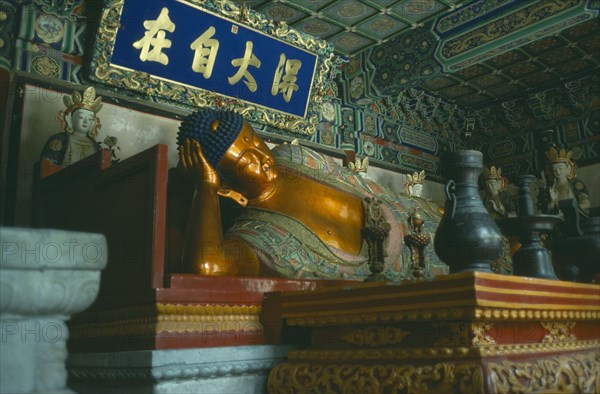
top-left (178, 108), bottom-right (276, 201)
top-left (179, 138), bottom-right (220, 188)
top-left (177, 108), bottom-right (245, 181)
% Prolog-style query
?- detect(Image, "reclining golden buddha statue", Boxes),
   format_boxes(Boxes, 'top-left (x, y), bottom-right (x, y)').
top-left (176, 108), bottom-right (447, 280)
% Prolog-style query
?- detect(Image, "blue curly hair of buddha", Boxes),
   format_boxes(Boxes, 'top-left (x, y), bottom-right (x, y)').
top-left (177, 108), bottom-right (245, 178)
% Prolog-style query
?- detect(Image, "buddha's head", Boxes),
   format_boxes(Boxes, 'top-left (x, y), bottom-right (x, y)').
top-left (551, 162), bottom-right (572, 182)
top-left (61, 86), bottom-right (102, 138)
top-left (69, 108), bottom-right (96, 136)
top-left (178, 109), bottom-right (277, 199)
top-left (483, 166), bottom-right (507, 196)
top-left (546, 147), bottom-right (576, 182)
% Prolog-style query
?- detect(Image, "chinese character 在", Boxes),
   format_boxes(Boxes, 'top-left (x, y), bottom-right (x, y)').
top-left (132, 7), bottom-right (176, 66)
top-left (272, 53), bottom-right (302, 103)
top-left (190, 26), bottom-right (220, 79)
top-left (228, 41), bottom-right (261, 92)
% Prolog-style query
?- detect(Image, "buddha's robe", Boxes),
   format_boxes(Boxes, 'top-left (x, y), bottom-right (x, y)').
top-left (227, 143), bottom-right (448, 280)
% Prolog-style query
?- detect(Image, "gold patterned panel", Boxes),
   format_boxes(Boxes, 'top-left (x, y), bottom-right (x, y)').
top-left (472, 322), bottom-right (496, 346)
top-left (268, 362), bottom-right (484, 394)
top-left (488, 351), bottom-right (600, 393)
top-left (541, 321), bottom-right (576, 343)
top-left (272, 350), bottom-right (600, 393)
top-left (31, 55), bottom-right (60, 77)
top-left (433, 322), bottom-right (471, 347)
top-left (433, 322), bottom-right (497, 346)
top-left (69, 303), bottom-right (262, 338)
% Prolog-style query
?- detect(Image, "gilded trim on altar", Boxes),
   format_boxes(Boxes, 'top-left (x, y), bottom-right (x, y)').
top-left (71, 303), bottom-right (260, 321)
top-left (70, 320), bottom-right (262, 338)
top-left (69, 303), bottom-right (262, 338)
top-left (268, 362), bottom-right (484, 394)
top-left (286, 308), bottom-right (600, 326)
top-left (287, 340), bottom-right (600, 361)
top-left (488, 351), bottom-right (600, 393)
top-left (90, 0), bottom-right (343, 135)
top-left (475, 308), bottom-right (599, 320)
top-left (156, 303), bottom-right (261, 316)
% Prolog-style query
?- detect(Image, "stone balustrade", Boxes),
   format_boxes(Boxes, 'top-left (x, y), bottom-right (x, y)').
top-left (1, 227), bottom-right (107, 393)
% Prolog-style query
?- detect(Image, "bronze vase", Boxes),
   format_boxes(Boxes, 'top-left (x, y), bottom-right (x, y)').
top-left (433, 150), bottom-right (504, 273)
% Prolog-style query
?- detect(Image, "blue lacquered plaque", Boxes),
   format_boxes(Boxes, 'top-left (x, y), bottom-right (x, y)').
top-left (90, 0), bottom-right (342, 134)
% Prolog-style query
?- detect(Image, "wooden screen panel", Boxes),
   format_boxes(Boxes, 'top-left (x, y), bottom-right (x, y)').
top-left (32, 144), bottom-right (168, 307)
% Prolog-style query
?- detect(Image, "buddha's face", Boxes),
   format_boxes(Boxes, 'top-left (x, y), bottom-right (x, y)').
top-left (551, 162), bottom-right (570, 182)
top-left (219, 122), bottom-right (277, 198)
top-left (70, 108), bottom-right (96, 135)
top-left (485, 179), bottom-right (501, 195)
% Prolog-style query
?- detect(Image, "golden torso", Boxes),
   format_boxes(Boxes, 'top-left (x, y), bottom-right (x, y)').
top-left (250, 165), bottom-right (364, 255)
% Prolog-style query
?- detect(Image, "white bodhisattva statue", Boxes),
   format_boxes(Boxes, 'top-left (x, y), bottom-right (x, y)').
top-left (40, 86), bottom-right (103, 167)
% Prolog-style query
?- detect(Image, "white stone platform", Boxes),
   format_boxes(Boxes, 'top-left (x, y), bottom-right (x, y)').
top-left (67, 345), bottom-right (294, 394)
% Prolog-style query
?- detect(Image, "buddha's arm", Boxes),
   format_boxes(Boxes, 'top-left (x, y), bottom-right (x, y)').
top-left (547, 185), bottom-right (558, 212)
top-left (182, 177), bottom-right (223, 274)
top-left (179, 139), bottom-right (258, 276)
top-left (572, 178), bottom-right (591, 213)
top-left (578, 191), bottom-right (591, 213)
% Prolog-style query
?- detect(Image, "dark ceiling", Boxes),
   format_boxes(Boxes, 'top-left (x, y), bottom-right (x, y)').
top-left (239, 0), bottom-right (600, 110)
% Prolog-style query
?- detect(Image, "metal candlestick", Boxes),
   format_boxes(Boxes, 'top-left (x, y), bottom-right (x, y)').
top-left (497, 175), bottom-right (561, 280)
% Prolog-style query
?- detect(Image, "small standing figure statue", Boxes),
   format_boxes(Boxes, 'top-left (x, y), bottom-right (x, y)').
top-left (482, 166), bottom-right (515, 275)
top-left (542, 147), bottom-right (590, 217)
top-left (40, 86), bottom-right (103, 167)
top-left (404, 208), bottom-right (431, 279)
top-left (482, 166), bottom-right (516, 220)
top-left (347, 157), bottom-right (369, 179)
top-left (403, 170), bottom-right (426, 197)
top-left (362, 197), bottom-right (391, 282)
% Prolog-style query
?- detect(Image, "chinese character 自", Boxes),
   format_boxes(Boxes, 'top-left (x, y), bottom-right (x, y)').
top-left (190, 26), bottom-right (220, 79)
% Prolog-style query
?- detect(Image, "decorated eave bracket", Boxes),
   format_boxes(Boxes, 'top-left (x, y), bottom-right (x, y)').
top-left (90, 0), bottom-right (343, 135)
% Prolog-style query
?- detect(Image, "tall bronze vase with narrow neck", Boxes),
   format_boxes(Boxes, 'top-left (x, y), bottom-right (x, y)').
top-left (433, 150), bottom-right (504, 273)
